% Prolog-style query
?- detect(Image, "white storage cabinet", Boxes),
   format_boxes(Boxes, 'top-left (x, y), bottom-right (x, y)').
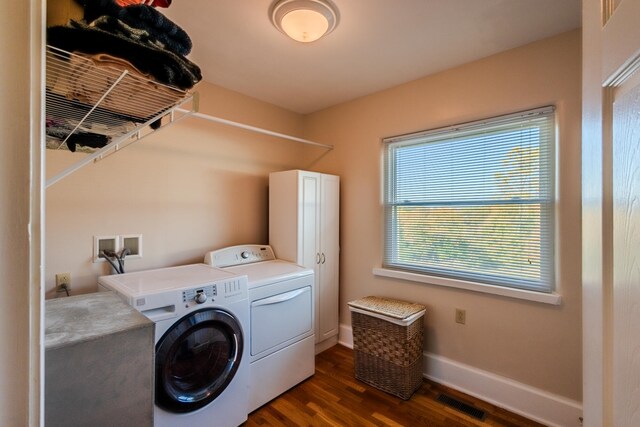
top-left (269, 170), bottom-right (340, 350)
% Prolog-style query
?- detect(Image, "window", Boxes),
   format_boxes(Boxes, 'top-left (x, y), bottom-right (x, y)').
top-left (383, 107), bottom-right (555, 293)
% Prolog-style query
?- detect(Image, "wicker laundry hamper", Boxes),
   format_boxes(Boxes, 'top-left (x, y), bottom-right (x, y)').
top-left (348, 296), bottom-right (426, 400)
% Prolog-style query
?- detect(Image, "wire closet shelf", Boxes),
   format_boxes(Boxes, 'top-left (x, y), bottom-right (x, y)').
top-left (45, 46), bottom-right (332, 188)
top-left (45, 45), bottom-right (197, 188)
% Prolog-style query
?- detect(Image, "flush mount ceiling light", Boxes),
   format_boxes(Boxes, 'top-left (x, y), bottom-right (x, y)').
top-left (270, 0), bottom-right (339, 43)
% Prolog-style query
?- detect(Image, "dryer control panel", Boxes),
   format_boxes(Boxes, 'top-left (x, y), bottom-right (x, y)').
top-left (205, 245), bottom-right (275, 268)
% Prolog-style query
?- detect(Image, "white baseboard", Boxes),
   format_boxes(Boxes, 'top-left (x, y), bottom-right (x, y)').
top-left (338, 323), bottom-right (582, 427)
top-left (315, 335), bottom-right (339, 354)
top-left (338, 323), bottom-right (354, 348)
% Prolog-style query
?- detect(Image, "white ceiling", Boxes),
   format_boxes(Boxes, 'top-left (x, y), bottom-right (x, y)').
top-left (164, 0), bottom-right (581, 114)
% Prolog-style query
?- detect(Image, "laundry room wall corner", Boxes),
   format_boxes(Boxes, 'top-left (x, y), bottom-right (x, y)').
top-left (302, 30), bottom-right (583, 408)
top-left (45, 80), bottom-right (308, 297)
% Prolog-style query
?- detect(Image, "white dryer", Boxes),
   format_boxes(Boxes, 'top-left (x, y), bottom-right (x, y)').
top-left (98, 264), bottom-right (249, 427)
top-left (204, 245), bottom-right (315, 412)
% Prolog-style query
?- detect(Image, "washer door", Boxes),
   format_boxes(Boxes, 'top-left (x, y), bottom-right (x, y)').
top-left (155, 308), bottom-right (244, 413)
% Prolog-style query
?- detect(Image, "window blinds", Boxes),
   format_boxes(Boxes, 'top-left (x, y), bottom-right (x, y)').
top-left (383, 107), bottom-right (555, 292)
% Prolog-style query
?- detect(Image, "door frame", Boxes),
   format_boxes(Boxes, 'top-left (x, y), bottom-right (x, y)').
top-left (582, 1), bottom-right (640, 425)
top-left (29, 0), bottom-right (45, 424)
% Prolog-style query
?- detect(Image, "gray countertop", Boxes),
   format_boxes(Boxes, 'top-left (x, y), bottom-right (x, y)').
top-left (45, 291), bottom-right (153, 350)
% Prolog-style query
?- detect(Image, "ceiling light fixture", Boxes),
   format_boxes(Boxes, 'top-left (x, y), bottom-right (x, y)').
top-left (270, 0), bottom-right (339, 43)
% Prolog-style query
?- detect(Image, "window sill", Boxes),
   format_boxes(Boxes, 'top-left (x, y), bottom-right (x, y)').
top-left (372, 268), bottom-right (562, 305)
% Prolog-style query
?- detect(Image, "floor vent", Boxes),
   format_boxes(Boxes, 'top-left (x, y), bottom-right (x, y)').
top-left (436, 393), bottom-right (486, 421)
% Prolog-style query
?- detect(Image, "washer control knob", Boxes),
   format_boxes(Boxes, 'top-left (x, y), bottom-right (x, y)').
top-left (241, 251), bottom-right (250, 259)
top-left (195, 292), bottom-right (207, 304)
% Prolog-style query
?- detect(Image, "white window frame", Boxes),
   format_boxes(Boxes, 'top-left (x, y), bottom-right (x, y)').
top-left (374, 107), bottom-right (561, 305)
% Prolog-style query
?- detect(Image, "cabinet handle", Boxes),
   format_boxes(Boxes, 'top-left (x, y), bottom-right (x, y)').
top-left (321, 253), bottom-right (326, 264)
top-left (316, 253), bottom-right (321, 264)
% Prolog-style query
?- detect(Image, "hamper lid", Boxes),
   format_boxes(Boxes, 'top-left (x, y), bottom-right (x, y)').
top-left (348, 296), bottom-right (426, 320)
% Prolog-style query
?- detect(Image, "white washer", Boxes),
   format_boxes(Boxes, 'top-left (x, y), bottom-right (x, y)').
top-left (204, 245), bottom-right (315, 412)
top-left (98, 264), bottom-right (249, 427)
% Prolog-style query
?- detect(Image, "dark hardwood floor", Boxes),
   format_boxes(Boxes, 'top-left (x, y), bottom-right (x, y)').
top-left (245, 345), bottom-right (545, 427)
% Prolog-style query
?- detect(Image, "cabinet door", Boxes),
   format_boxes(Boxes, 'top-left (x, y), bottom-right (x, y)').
top-left (318, 174), bottom-right (340, 341)
top-left (298, 172), bottom-right (321, 342)
top-left (299, 173), bottom-right (320, 272)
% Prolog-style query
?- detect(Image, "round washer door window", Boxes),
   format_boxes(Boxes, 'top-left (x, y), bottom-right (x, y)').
top-left (155, 308), bottom-right (244, 413)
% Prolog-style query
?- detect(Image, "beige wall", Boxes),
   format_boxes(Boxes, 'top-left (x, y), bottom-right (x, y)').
top-left (45, 30), bottom-right (582, 403)
top-left (1, 0), bottom-right (37, 425)
top-left (304, 30), bottom-right (582, 400)
top-left (45, 81), bottom-right (325, 296)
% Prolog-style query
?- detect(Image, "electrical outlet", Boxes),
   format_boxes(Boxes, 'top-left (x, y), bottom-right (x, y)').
top-left (455, 308), bottom-right (466, 325)
top-left (55, 272), bottom-right (71, 290)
